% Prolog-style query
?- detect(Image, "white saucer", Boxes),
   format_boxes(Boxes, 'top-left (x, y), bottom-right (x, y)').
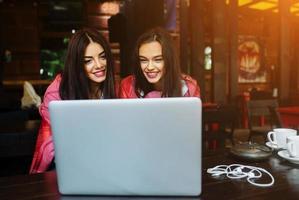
top-left (278, 150), bottom-right (299, 165)
top-left (265, 142), bottom-right (280, 150)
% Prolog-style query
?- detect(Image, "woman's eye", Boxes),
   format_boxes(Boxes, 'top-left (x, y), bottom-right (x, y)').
top-left (84, 60), bottom-right (92, 64)
top-left (99, 55), bottom-right (106, 60)
top-left (139, 59), bottom-right (148, 63)
top-left (154, 58), bottom-right (163, 63)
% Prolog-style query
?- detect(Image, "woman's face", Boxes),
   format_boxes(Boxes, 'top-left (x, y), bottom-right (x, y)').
top-left (139, 41), bottom-right (165, 85)
top-left (84, 42), bottom-right (107, 84)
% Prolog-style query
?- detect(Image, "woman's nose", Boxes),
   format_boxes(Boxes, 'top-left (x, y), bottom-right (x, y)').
top-left (94, 58), bottom-right (102, 68)
top-left (146, 60), bottom-right (155, 70)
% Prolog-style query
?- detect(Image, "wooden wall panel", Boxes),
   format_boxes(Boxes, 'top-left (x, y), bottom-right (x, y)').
top-left (1, 1), bottom-right (40, 81)
top-left (87, 16), bottom-right (109, 29)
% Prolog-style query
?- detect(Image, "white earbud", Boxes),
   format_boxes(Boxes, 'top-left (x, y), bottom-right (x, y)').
top-left (207, 164), bottom-right (274, 187)
top-left (248, 172), bottom-right (255, 178)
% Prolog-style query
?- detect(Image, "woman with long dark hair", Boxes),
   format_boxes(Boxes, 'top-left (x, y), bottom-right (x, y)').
top-left (30, 27), bottom-right (115, 173)
top-left (119, 27), bottom-right (200, 98)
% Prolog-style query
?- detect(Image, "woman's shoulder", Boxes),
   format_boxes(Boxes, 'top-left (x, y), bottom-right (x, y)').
top-left (121, 75), bottom-right (135, 84)
top-left (46, 74), bottom-right (62, 94)
top-left (119, 75), bottom-right (137, 98)
top-left (39, 74), bottom-right (62, 124)
top-left (120, 75), bottom-right (136, 89)
top-left (181, 74), bottom-right (200, 97)
top-left (42, 74), bottom-right (62, 101)
top-left (181, 74), bottom-right (197, 85)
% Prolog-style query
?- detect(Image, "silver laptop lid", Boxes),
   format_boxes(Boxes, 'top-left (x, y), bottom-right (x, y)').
top-left (50, 97), bottom-right (202, 196)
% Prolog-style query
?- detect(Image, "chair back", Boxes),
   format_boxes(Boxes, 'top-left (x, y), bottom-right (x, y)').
top-left (247, 99), bottom-right (281, 129)
top-left (203, 105), bottom-right (237, 129)
top-left (268, 106), bottom-right (283, 128)
top-left (203, 104), bottom-right (237, 147)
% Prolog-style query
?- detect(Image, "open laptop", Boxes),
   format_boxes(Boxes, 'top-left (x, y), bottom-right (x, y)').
top-left (49, 97), bottom-right (202, 196)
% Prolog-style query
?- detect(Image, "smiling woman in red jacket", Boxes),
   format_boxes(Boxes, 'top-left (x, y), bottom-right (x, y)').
top-left (30, 28), bottom-right (116, 174)
top-left (119, 27), bottom-right (200, 98)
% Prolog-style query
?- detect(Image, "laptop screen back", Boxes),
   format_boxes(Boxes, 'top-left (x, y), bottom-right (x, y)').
top-left (49, 97), bottom-right (202, 196)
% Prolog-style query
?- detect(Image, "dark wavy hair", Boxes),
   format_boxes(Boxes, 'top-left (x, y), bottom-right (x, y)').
top-left (133, 27), bottom-right (182, 97)
top-left (59, 27), bottom-right (115, 99)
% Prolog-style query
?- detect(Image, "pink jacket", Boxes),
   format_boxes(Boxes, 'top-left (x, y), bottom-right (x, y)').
top-left (119, 75), bottom-right (200, 98)
top-left (30, 75), bottom-right (61, 174)
top-left (30, 75), bottom-right (119, 173)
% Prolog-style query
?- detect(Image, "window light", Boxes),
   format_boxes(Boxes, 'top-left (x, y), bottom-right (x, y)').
top-left (248, 1), bottom-right (277, 10)
top-left (238, 0), bottom-right (253, 7)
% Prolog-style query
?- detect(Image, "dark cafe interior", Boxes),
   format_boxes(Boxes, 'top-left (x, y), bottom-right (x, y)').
top-left (1, 0), bottom-right (299, 199)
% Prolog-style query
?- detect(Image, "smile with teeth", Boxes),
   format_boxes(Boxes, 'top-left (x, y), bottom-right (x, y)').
top-left (145, 71), bottom-right (160, 79)
top-left (93, 69), bottom-right (106, 78)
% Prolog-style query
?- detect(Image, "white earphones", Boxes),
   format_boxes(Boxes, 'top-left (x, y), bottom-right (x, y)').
top-left (207, 164), bottom-right (275, 187)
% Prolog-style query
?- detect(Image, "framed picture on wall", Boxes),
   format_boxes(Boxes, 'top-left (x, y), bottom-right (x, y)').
top-left (238, 35), bottom-right (266, 83)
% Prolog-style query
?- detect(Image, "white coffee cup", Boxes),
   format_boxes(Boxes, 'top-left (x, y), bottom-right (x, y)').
top-left (267, 128), bottom-right (297, 149)
top-left (287, 136), bottom-right (299, 158)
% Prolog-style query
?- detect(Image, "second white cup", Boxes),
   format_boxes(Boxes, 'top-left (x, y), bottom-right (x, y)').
top-left (287, 136), bottom-right (299, 158)
top-left (267, 128), bottom-right (297, 149)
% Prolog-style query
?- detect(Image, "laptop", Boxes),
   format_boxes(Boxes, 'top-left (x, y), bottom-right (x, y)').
top-left (49, 97), bottom-right (202, 196)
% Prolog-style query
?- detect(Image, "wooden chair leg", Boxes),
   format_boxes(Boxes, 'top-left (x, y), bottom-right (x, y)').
top-left (230, 133), bottom-right (235, 145)
top-left (248, 132), bottom-right (252, 141)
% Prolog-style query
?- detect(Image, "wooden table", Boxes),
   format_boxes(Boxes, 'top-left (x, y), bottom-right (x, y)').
top-left (1, 149), bottom-right (299, 200)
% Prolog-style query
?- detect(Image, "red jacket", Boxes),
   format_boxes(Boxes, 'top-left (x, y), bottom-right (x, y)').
top-left (30, 75), bottom-right (61, 174)
top-left (119, 75), bottom-right (200, 98)
top-left (30, 75), bottom-right (119, 174)
top-left (29, 119), bottom-right (54, 173)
